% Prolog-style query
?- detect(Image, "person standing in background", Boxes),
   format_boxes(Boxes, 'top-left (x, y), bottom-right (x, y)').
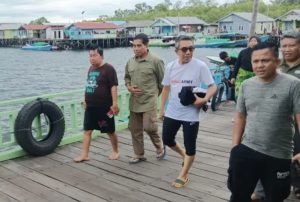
top-left (231, 36), bottom-right (261, 95)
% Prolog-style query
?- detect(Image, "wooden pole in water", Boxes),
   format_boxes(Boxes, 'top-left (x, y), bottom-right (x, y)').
top-left (249, 0), bottom-right (259, 37)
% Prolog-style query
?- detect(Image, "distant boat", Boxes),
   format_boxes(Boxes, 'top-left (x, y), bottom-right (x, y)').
top-left (149, 36), bottom-right (176, 47)
top-left (22, 42), bottom-right (53, 51)
top-left (194, 32), bottom-right (248, 48)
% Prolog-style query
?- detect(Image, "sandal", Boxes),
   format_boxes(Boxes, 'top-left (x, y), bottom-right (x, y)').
top-left (156, 146), bottom-right (166, 160)
top-left (129, 157), bottom-right (147, 164)
top-left (172, 178), bottom-right (190, 188)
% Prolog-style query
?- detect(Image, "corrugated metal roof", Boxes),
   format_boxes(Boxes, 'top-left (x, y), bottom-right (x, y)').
top-left (122, 20), bottom-right (154, 28)
top-left (105, 21), bottom-right (126, 26)
top-left (276, 9), bottom-right (300, 21)
top-left (218, 12), bottom-right (274, 23)
top-left (21, 24), bottom-right (49, 30)
top-left (74, 22), bottom-right (118, 29)
top-left (0, 23), bottom-right (22, 30)
top-left (164, 17), bottom-right (208, 25)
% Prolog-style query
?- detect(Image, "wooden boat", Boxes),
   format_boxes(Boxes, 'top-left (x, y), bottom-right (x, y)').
top-left (206, 56), bottom-right (224, 65)
top-left (22, 42), bottom-right (53, 51)
top-left (149, 36), bottom-right (175, 47)
top-left (194, 32), bottom-right (248, 48)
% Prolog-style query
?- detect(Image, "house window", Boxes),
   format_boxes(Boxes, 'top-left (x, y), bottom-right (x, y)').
top-left (58, 31), bottom-right (61, 38)
top-left (78, 31), bottom-right (81, 35)
top-left (54, 31), bottom-right (57, 38)
top-left (106, 30), bottom-right (111, 34)
top-left (230, 26), bottom-right (232, 31)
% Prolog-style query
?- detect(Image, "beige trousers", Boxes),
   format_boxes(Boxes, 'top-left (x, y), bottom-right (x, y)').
top-left (128, 110), bottom-right (162, 157)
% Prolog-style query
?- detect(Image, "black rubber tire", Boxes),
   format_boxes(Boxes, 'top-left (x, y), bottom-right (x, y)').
top-left (14, 98), bottom-right (65, 156)
top-left (211, 84), bottom-right (224, 111)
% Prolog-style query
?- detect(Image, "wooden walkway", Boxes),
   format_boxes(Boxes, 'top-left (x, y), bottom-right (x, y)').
top-left (0, 103), bottom-right (298, 202)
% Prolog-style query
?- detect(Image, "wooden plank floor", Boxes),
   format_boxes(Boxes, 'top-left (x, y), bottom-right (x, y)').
top-left (0, 103), bottom-right (298, 202)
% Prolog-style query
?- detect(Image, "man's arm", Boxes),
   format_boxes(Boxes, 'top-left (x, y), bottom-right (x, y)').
top-left (291, 114), bottom-right (300, 163)
top-left (297, 113), bottom-right (300, 134)
top-left (194, 83), bottom-right (217, 107)
top-left (110, 85), bottom-right (119, 115)
top-left (124, 61), bottom-right (132, 89)
top-left (159, 86), bottom-right (170, 120)
top-left (232, 111), bottom-right (246, 147)
top-left (155, 59), bottom-right (165, 96)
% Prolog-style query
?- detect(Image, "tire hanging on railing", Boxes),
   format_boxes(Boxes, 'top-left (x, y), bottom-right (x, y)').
top-left (14, 98), bottom-right (65, 156)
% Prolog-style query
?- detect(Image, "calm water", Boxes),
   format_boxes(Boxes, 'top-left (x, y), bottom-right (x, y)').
top-left (0, 47), bottom-right (241, 101)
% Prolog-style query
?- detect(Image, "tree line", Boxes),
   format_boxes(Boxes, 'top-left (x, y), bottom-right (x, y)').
top-left (106, 0), bottom-right (300, 23)
top-left (29, 0), bottom-right (300, 25)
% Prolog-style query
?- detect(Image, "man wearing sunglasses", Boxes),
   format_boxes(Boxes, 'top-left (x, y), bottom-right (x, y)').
top-left (159, 35), bottom-right (217, 188)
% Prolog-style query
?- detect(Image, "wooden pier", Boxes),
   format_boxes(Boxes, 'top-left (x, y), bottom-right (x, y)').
top-left (0, 37), bottom-right (134, 49)
top-left (0, 103), bottom-right (298, 201)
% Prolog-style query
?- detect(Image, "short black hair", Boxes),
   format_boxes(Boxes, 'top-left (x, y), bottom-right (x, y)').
top-left (175, 35), bottom-right (194, 49)
top-left (219, 51), bottom-right (228, 60)
top-left (251, 42), bottom-right (279, 58)
top-left (282, 32), bottom-right (300, 44)
top-left (89, 44), bottom-right (103, 56)
top-left (133, 33), bottom-right (149, 45)
top-left (249, 35), bottom-right (261, 43)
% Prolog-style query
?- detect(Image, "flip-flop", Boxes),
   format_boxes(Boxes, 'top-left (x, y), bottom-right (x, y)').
top-left (129, 157), bottom-right (147, 164)
top-left (172, 178), bottom-right (190, 188)
top-left (156, 146), bottom-right (166, 160)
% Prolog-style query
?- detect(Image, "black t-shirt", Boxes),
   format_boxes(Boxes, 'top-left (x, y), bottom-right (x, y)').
top-left (225, 57), bottom-right (237, 66)
top-left (85, 63), bottom-right (118, 107)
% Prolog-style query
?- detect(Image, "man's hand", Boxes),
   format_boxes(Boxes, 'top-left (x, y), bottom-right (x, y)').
top-left (230, 78), bottom-right (236, 84)
top-left (159, 110), bottom-right (165, 121)
top-left (110, 104), bottom-right (119, 115)
top-left (193, 95), bottom-right (208, 108)
top-left (292, 153), bottom-right (300, 165)
top-left (127, 85), bottom-right (143, 97)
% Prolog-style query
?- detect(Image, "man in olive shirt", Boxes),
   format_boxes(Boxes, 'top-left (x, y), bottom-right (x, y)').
top-left (279, 32), bottom-right (300, 199)
top-left (124, 33), bottom-right (165, 163)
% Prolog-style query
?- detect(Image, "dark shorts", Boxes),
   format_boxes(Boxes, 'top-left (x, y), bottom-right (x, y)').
top-left (84, 106), bottom-right (115, 134)
top-left (162, 116), bottom-right (199, 156)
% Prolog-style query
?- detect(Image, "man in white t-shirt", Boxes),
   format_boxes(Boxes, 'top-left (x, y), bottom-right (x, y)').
top-left (159, 35), bottom-right (217, 188)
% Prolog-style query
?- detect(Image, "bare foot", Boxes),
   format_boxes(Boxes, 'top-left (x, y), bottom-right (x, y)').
top-left (108, 151), bottom-right (120, 160)
top-left (73, 156), bottom-right (90, 163)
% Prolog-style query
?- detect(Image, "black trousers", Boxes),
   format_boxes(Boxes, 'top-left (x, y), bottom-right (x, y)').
top-left (228, 144), bottom-right (291, 202)
top-left (292, 124), bottom-right (300, 187)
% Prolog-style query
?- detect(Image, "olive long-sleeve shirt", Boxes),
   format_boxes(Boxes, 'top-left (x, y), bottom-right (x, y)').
top-left (281, 58), bottom-right (300, 78)
top-left (124, 53), bottom-right (164, 112)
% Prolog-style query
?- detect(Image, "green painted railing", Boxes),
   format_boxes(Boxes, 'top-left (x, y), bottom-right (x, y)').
top-left (0, 89), bottom-right (131, 161)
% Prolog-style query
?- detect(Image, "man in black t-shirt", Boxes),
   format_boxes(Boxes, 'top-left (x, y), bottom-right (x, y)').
top-left (219, 51), bottom-right (237, 67)
top-left (219, 51), bottom-right (236, 101)
top-left (74, 45), bottom-right (120, 162)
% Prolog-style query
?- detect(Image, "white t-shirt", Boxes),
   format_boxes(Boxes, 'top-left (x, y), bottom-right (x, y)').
top-left (162, 58), bottom-right (215, 121)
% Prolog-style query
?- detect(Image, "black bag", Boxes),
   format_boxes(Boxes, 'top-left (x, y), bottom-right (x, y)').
top-left (178, 86), bottom-right (208, 112)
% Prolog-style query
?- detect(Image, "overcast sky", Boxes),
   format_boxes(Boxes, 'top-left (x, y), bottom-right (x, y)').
top-left (0, 0), bottom-right (268, 23)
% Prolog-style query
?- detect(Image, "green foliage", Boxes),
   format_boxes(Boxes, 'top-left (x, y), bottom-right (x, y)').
top-left (29, 17), bottom-right (50, 24)
top-left (107, 0), bottom-right (300, 23)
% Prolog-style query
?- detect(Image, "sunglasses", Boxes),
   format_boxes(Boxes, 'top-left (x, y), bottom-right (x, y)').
top-left (178, 46), bottom-right (195, 53)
